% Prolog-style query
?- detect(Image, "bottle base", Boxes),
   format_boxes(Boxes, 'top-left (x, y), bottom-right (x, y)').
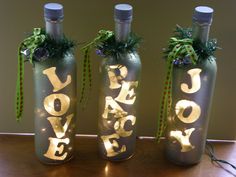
top-left (166, 155), bottom-right (201, 166)
top-left (37, 155), bottom-right (74, 165)
top-left (100, 153), bottom-right (134, 162)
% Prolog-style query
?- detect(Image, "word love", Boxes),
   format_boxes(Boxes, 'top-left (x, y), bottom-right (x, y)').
top-left (171, 68), bottom-right (202, 152)
top-left (101, 65), bottom-right (138, 157)
top-left (42, 67), bottom-right (73, 160)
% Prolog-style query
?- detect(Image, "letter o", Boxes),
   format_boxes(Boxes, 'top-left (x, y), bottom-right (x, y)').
top-left (44, 93), bottom-right (70, 116)
top-left (175, 100), bottom-right (201, 124)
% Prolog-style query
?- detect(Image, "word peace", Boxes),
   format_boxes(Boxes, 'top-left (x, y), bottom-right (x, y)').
top-left (101, 65), bottom-right (138, 157)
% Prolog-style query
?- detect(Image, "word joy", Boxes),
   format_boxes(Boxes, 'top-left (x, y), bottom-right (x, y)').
top-left (42, 67), bottom-right (73, 160)
top-left (171, 68), bottom-right (202, 152)
top-left (101, 65), bottom-right (138, 157)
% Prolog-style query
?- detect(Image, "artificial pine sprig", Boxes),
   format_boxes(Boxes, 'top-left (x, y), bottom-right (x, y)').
top-left (96, 32), bottom-right (142, 58)
top-left (157, 25), bottom-right (218, 141)
top-left (37, 30), bottom-right (76, 59)
top-left (16, 28), bottom-right (75, 121)
top-left (193, 38), bottom-right (218, 60)
top-left (174, 24), bottom-right (192, 38)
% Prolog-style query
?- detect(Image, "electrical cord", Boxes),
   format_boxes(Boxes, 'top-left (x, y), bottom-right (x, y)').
top-left (206, 140), bottom-right (236, 171)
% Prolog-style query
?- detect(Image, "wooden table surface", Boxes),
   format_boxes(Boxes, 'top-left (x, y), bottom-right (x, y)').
top-left (0, 135), bottom-right (235, 177)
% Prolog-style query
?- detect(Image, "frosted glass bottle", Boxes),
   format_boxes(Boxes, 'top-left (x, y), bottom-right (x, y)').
top-left (34, 3), bottom-right (77, 164)
top-left (98, 4), bottom-right (141, 161)
top-left (165, 6), bottom-right (217, 165)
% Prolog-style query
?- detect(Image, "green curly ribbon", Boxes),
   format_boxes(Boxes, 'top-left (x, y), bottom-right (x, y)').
top-left (80, 30), bottom-right (114, 106)
top-left (16, 28), bottom-right (45, 121)
top-left (156, 37), bottom-right (198, 142)
top-left (168, 37), bottom-right (198, 63)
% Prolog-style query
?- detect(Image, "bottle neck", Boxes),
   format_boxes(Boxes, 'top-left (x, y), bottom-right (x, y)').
top-left (45, 18), bottom-right (63, 41)
top-left (192, 21), bottom-right (211, 44)
top-left (115, 19), bottom-right (131, 42)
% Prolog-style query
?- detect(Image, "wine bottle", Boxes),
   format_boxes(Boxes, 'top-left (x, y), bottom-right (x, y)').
top-left (165, 6), bottom-right (217, 165)
top-left (98, 4), bottom-right (141, 161)
top-left (34, 3), bottom-right (77, 164)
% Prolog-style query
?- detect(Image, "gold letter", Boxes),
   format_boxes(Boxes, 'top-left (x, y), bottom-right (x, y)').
top-left (114, 115), bottom-right (136, 137)
top-left (43, 67), bottom-right (71, 92)
top-left (115, 81), bottom-right (138, 105)
top-left (175, 100), bottom-right (201, 124)
top-left (44, 93), bottom-right (70, 116)
top-left (170, 128), bottom-right (195, 152)
top-left (181, 68), bottom-right (202, 94)
top-left (102, 96), bottom-right (127, 119)
top-left (44, 137), bottom-right (70, 160)
top-left (47, 114), bottom-right (73, 138)
top-left (101, 134), bottom-right (126, 157)
top-left (107, 65), bottom-right (128, 89)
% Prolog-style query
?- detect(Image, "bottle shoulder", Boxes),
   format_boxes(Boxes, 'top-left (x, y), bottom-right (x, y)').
top-left (34, 51), bottom-right (76, 68)
top-left (103, 51), bottom-right (141, 65)
top-left (173, 57), bottom-right (217, 72)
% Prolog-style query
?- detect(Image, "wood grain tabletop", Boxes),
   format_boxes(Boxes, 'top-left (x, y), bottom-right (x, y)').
top-left (0, 135), bottom-right (235, 177)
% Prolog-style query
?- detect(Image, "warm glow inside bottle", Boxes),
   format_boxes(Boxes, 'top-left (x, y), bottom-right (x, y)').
top-left (165, 6), bottom-right (217, 165)
top-left (98, 4), bottom-right (141, 161)
top-left (34, 3), bottom-right (77, 164)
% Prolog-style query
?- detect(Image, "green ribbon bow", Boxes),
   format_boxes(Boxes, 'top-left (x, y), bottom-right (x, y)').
top-left (168, 37), bottom-right (197, 63)
top-left (16, 28), bottom-right (45, 121)
top-left (156, 37), bottom-right (198, 142)
top-left (80, 30), bottom-right (114, 106)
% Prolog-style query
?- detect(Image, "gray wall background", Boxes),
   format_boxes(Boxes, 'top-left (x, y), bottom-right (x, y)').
top-left (0, 0), bottom-right (235, 140)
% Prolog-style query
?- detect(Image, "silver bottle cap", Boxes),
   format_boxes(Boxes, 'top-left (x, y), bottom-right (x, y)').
top-left (193, 6), bottom-right (214, 24)
top-left (44, 3), bottom-right (64, 20)
top-left (114, 4), bottom-right (133, 21)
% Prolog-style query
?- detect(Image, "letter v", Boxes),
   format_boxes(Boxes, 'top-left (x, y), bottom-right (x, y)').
top-left (47, 114), bottom-right (73, 138)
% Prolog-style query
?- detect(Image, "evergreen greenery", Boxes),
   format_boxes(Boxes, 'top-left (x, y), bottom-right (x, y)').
top-left (35, 30), bottom-right (76, 61)
top-left (164, 25), bottom-right (218, 64)
top-left (95, 32), bottom-right (142, 58)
